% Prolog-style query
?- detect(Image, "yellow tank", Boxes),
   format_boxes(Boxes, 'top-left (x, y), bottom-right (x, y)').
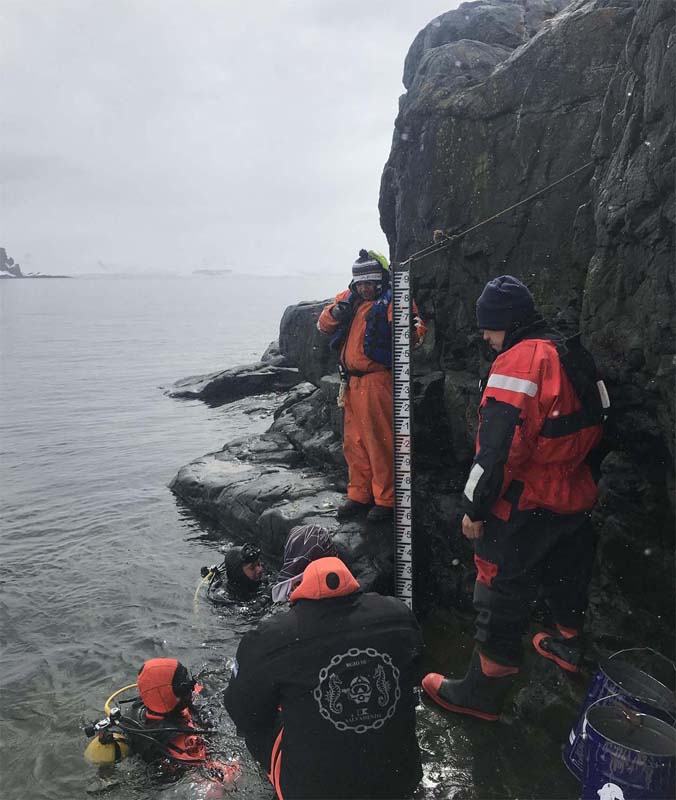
top-left (84, 732), bottom-right (130, 764)
top-left (85, 684), bottom-right (137, 764)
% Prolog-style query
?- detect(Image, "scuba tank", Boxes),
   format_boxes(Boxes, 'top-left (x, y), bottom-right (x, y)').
top-left (84, 705), bottom-right (131, 764)
top-left (84, 683), bottom-right (136, 765)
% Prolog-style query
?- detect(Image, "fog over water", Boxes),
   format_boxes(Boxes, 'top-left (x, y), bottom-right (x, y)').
top-left (2, 1), bottom-right (458, 277)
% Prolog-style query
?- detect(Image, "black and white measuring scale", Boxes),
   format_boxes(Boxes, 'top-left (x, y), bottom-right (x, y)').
top-left (391, 260), bottom-right (414, 610)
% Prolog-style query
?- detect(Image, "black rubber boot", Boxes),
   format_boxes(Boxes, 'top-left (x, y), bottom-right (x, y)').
top-left (336, 498), bottom-right (371, 519)
top-left (422, 649), bottom-right (518, 721)
top-left (532, 632), bottom-right (582, 673)
top-left (366, 505), bottom-right (394, 522)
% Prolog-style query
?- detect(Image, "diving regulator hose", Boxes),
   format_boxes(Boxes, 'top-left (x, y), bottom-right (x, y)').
top-left (194, 569), bottom-right (215, 611)
top-left (104, 683), bottom-right (138, 715)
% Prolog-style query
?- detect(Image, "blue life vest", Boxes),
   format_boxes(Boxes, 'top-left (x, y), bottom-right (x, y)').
top-left (329, 289), bottom-right (392, 370)
top-left (328, 290), bottom-right (357, 354)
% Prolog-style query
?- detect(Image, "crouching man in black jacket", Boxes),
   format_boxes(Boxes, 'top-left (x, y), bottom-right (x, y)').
top-left (224, 556), bottom-right (423, 799)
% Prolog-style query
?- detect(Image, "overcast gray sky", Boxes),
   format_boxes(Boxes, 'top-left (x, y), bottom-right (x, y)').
top-left (2, 1), bottom-right (459, 276)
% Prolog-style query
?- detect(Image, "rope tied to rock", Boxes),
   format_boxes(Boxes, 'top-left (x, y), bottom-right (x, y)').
top-left (400, 159), bottom-right (595, 267)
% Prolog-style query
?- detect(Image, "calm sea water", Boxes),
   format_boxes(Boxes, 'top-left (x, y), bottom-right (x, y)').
top-left (0, 276), bottom-right (338, 800)
top-left (0, 277), bottom-right (579, 800)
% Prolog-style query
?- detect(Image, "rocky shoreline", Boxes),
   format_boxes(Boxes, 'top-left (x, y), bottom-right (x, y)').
top-left (169, 325), bottom-right (398, 594)
top-left (169, 0), bottom-right (674, 732)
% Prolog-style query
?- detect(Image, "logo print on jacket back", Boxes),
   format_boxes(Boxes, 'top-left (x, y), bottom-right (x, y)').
top-left (314, 647), bottom-right (401, 733)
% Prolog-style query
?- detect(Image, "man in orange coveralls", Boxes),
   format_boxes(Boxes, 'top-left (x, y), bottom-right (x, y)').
top-left (317, 249), bottom-right (426, 522)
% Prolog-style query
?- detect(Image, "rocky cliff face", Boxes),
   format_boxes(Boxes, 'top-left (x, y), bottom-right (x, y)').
top-left (585, 0), bottom-right (674, 462)
top-left (171, 0), bottom-right (674, 660)
top-left (379, 0), bottom-right (674, 650)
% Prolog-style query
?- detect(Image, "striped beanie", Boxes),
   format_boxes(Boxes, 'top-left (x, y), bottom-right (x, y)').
top-left (352, 249), bottom-right (383, 283)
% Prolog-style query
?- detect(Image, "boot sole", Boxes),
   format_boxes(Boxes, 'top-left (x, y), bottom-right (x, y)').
top-left (532, 633), bottom-right (581, 674)
top-left (336, 505), bottom-right (372, 519)
top-left (421, 683), bottom-right (500, 721)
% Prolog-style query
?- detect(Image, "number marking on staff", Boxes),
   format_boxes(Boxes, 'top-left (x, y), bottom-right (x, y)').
top-left (392, 261), bottom-right (413, 610)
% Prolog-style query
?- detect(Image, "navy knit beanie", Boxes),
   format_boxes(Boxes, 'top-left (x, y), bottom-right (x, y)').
top-left (476, 275), bottom-right (535, 331)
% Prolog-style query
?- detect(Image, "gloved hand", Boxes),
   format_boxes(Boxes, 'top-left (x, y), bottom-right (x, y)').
top-left (330, 301), bottom-right (352, 322)
top-left (462, 514), bottom-right (484, 540)
top-left (411, 315), bottom-right (426, 348)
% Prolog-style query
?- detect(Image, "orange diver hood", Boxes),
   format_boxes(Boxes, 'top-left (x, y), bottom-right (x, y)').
top-left (290, 557), bottom-right (359, 603)
top-left (137, 658), bottom-right (194, 716)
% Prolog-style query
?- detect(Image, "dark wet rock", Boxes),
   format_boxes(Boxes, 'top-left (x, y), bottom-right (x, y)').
top-left (272, 381), bottom-right (318, 419)
top-left (383, 1), bottom-right (635, 311)
top-left (167, 362), bottom-right (303, 406)
top-left (270, 384), bottom-right (344, 469)
top-left (583, 0), bottom-right (675, 463)
top-left (260, 339), bottom-right (291, 367)
top-left (511, 649), bottom-right (587, 743)
top-left (588, 449), bottom-right (676, 652)
top-left (406, 39), bottom-right (513, 103)
top-left (412, 371), bottom-right (457, 468)
top-left (402, 0), bottom-right (572, 90)
top-left (169, 429), bottom-right (392, 592)
top-left (168, 380), bottom-right (397, 588)
top-left (278, 300), bottom-right (338, 386)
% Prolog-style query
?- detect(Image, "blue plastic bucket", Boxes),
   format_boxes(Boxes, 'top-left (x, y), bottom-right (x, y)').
top-left (564, 648), bottom-right (676, 779)
top-left (581, 705), bottom-right (676, 800)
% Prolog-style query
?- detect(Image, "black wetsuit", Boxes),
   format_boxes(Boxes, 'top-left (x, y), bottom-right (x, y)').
top-left (206, 574), bottom-right (272, 617)
top-left (122, 701), bottom-right (200, 766)
top-left (206, 546), bottom-right (271, 611)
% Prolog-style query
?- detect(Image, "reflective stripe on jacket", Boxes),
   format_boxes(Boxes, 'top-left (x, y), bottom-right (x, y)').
top-left (462, 337), bottom-right (602, 521)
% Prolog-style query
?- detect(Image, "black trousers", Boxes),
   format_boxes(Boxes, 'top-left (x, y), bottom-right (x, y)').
top-left (473, 507), bottom-right (595, 667)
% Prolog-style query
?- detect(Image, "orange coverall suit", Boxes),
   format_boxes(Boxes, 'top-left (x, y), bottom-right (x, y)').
top-left (318, 290), bottom-right (426, 508)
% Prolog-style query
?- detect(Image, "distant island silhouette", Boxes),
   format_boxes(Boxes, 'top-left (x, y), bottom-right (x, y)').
top-left (193, 268), bottom-right (233, 276)
top-left (0, 247), bottom-right (71, 279)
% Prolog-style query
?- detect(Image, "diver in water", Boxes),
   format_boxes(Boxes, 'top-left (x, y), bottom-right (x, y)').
top-left (84, 657), bottom-right (240, 787)
top-left (200, 542), bottom-right (268, 604)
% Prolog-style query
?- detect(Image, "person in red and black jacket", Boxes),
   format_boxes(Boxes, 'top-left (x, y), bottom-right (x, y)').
top-left (224, 556), bottom-right (423, 799)
top-left (423, 275), bottom-right (607, 722)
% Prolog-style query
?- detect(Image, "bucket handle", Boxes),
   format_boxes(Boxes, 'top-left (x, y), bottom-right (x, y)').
top-left (581, 692), bottom-right (622, 738)
top-left (610, 646), bottom-right (676, 674)
top-left (581, 693), bottom-right (644, 736)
